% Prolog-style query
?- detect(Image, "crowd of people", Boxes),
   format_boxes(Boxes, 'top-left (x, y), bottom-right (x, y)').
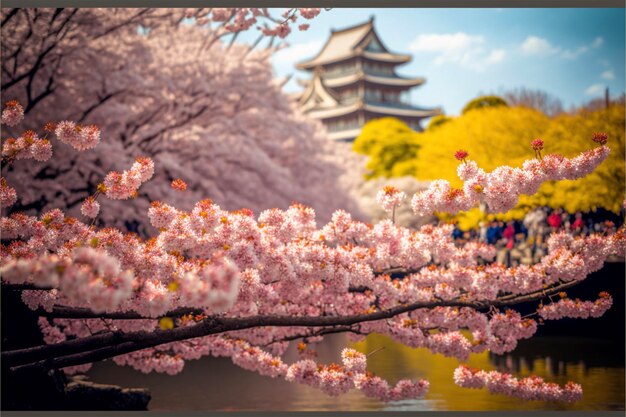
top-left (451, 207), bottom-right (623, 266)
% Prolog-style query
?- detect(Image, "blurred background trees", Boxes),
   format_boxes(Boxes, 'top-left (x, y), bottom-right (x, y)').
top-left (1, 8), bottom-right (361, 235)
top-left (502, 87), bottom-right (565, 117)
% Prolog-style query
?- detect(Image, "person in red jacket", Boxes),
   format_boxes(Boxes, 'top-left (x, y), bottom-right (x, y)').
top-left (572, 211), bottom-right (585, 235)
top-left (503, 221), bottom-right (515, 240)
top-left (503, 221), bottom-right (516, 250)
top-left (548, 209), bottom-right (563, 231)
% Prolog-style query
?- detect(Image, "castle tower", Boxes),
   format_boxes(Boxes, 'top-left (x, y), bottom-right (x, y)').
top-left (295, 17), bottom-right (441, 142)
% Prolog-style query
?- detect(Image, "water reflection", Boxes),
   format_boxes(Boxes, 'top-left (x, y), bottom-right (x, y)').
top-left (87, 333), bottom-right (624, 411)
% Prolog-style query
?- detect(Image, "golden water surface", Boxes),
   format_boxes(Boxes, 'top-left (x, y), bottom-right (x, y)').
top-left (87, 333), bottom-right (624, 411)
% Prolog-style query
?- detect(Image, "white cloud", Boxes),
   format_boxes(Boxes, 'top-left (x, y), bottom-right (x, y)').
top-left (585, 84), bottom-right (605, 96)
top-left (601, 70), bottom-right (615, 80)
top-left (561, 36), bottom-right (604, 59)
top-left (409, 32), bottom-right (504, 71)
top-left (272, 40), bottom-right (323, 66)
top-left (485, 49), bottom-right (506, 64)
top-left (562, 38), bottom-right (602, 60)
top-left (561, 46), bottom-right (589, 60)
top-left (521, 35), bottom-right (604, 60)
top-left (521, 36), bottom-right (559, 56)
top-left (591, 37), bottom-right (604, 48)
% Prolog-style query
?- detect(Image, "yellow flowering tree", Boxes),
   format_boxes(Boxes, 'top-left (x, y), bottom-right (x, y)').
top-left (354, 104), bottom-right (625, 229)
top-left (352, 117), bottom-right (421, 179)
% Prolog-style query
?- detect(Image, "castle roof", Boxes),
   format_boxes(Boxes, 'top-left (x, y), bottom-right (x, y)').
top-left (306, 100), bottom-right (441, 120)
top-left (296, 18), bottom-right (410, 70)
top-left (324, 72), bottom-right (425, 88)
top-left (297, 73), bottom-right (425, 89)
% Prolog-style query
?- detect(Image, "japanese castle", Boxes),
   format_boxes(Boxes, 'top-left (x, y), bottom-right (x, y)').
top-left (295, 17), bottom-right (441, 142)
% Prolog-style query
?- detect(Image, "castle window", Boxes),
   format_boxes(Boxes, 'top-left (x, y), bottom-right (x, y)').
top-left (365, 38), bottom-right (384, 52)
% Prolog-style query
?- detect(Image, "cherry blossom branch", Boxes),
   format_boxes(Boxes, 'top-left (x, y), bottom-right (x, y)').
top-left (263, 325), bottom-right (361, 346)
top-left (2, 278), bottom-right (592, 371)
top-left (454, 365), bottom-right (583, 403)
top-left (412, 144), bottom-right (611, 216)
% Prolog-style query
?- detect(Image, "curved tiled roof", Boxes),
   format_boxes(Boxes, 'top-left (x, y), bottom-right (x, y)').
top-left (323, 72), bottom-right (426, 88)
top-left (306, 100), bottom-right (441, 120)
top-left (297, 19), bottom-right (410, 70)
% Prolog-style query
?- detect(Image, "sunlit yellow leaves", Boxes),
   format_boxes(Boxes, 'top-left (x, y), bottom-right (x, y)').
top-left (355, 104), bottom-right (625, 230)
top-left (353, 117), bottom-right (421, 179)
top-left (159, 317), bottom-right (174, 330)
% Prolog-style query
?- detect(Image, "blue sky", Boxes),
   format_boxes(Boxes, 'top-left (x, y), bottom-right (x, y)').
top-left (244, 8), bottom-right (624, 115)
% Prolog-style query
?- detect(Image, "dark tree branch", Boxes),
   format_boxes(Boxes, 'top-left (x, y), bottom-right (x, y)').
top-left (35, 305), bottom-right (205, 320)
top-left (2, 284), bottom-right (54, 291)
top-left (263, 325), bottom-right (361, 346)
top-left (1, 8), bottom-right (20, 27)
top-left (76, 90), bottom-right (123, 124)
top-left (93, 9), bottom-right (151, 41)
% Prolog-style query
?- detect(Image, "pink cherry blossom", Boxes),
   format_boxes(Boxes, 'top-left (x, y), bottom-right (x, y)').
top-left (376, 186), bottom-right (406, 213)
top-left (30, 139), bottom-right (53, 162)
top-left (80, 197), bottom-right (100, 218)
top-left (0, 178), bottom-right (17, 207)
top-left (412, 146), bottom-right (610, 216)
top-left (1, 100), bottom-right (24, 126)
top-left (103, 157), bottom-right (154, 200)
top-left (454, 365), bottom-right (583, 403)
top-left (55, 121), bottom-right (100, 151)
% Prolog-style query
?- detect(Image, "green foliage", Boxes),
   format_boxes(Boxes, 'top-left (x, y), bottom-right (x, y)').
top-left (461, 95), bottom-right (509, 115)
top-left (353, 117), bottom-right (421, 178)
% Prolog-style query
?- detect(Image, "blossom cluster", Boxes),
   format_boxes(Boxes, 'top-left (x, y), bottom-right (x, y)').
top-left (261, 9), bottom-right (321, 38)
top-left (0, 177), bottom-right (17, 207)
top-left (110, 336), bottom-right (428, 400)
top-left (178, 257), bottom-right (240, 312)
top-left (55, 121), bottom-right (101, 151)
top-left (341, 348), bottom-right (367, 373)
top-left (103, 157), bottom-right (155, 199)
top-left (453, 365), bottom-right (583, 403)
top-left (454, 149), bottom-right (469, 162)
top-left (171, 178), bottom-right (187, 191)
top-left (376, 186), bottom-right (406, 214)
top-left (411, 143), bottom-right (611, 215)
top-left (2, 248), bottom-right (135, 313)
top-left (187, 8), bottom-right (321, 38)
top-left (531, 138), bottom-right (544, 151)
top-left (284, 345), bottom-right (428, 400)
top-left (80, 197), bottom-right (100, 219)
top-left (1, 100), bottom-right (24, 126)
top-left (2, 130), bottom-right (53, 162)
top-left (537, 292), bottom-right (612, 320)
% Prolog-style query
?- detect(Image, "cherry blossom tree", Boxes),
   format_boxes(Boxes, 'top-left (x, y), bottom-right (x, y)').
top-left (2, 104), bottom-right (624, 404)
top-left (1, 7), bottom-right (321, 113)
top-left (1, 7), bottom-right (356, 235)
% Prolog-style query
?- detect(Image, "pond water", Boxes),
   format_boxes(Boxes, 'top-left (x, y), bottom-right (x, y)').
top-left (87, 333), bottom-right (624, 411)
